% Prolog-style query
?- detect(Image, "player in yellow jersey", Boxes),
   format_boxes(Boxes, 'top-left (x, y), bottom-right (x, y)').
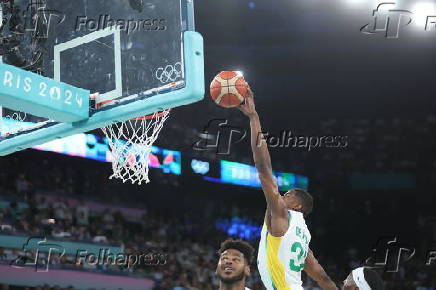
top-left (238, 89), bottom-right (338, 290)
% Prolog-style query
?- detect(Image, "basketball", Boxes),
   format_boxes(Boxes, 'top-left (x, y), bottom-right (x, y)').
top-left (210, 71), bottom-right (250, 108)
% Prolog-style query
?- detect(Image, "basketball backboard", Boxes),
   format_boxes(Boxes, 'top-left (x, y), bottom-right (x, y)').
top-left (0, 0), bottom-right (204, 156)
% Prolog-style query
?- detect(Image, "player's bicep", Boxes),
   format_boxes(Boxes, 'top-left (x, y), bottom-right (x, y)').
top-left (258, 172), bottom-right (285, 214)
top-left (258, 172), bottom-right (277, 194)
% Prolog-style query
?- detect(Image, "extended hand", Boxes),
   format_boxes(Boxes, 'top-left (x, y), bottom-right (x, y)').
top-left (237, 87), bottom-right (257, 117)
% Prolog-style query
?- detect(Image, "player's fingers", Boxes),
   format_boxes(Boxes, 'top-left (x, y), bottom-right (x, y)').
top-left (245, 95), bottom-right (254, 106)
top-left (238, 101), bottom-right (247, 110)
top-left (246, 87), bottom-right (253, 98)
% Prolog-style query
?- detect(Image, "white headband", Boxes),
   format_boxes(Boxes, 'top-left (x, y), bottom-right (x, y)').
top-left (352, 267), bottom-right (371, 290)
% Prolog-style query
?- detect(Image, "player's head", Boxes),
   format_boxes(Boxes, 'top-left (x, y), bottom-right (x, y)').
top-left (216, 239), bottom-right (255, 285)
top-left (283, 188), bottom-right (313, 216)
top-left (342, 267), bottom-right (384, 290)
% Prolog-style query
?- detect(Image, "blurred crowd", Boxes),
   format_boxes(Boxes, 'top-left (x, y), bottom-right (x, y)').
top-left (0, 202), bottom-right (264, 290)
top-left (0, 174), bottom-right (265, 289)
top-left (163, 111), bottom-right (436, 177)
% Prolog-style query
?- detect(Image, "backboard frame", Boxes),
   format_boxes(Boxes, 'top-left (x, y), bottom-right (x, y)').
top-left (54, 26), bottom-right (123, 105)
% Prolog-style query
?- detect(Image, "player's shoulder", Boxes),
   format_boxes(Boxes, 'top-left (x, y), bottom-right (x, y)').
top-left (245, 288), bottom-right (251, 290)
top-left (287, 209), bottom-right (304, 219)
top-left (287, 210), bottom-right (308, 227)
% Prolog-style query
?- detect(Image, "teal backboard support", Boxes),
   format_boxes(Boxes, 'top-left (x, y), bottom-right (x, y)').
top-left (0, 31), bottom-right (204, 156)
top-left (0, 62), bottom-right (90, 123)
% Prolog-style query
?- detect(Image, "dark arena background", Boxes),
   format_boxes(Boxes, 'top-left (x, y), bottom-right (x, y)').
top-left (1, 0), bottom-right (436, 289)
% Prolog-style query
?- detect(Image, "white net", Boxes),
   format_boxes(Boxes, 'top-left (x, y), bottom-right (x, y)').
top-left (101, 109), bottom-right (170, 185)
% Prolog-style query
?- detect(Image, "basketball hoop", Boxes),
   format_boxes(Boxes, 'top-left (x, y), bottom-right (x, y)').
top-left (93, 94), bottom-right (171, 185)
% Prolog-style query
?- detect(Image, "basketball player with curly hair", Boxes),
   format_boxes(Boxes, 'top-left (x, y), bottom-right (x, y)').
top-left (216, 239), bottom-right (256, 290)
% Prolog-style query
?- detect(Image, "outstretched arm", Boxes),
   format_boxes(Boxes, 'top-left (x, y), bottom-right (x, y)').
top-left (304, 250), bottom-right (338, 290)
top-left (238, 90), bottom-right (288, 235)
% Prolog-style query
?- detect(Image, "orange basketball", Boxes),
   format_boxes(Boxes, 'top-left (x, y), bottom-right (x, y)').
top-left (210, 71), bottom-right (250, 108)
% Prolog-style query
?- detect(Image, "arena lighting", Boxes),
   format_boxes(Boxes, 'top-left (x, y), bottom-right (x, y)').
top-left (30, 132), bottom-right (182, 175)
top-left (215, 217), bottom-right (261, 241)
top-left (344, 0), bottom-right (366, 5)
top-left (191, 159), bottom-right (210, 175)
top-left (343, 0), bottom-right (381, 7)
top-left (411, 2), bottom-right (436, 27)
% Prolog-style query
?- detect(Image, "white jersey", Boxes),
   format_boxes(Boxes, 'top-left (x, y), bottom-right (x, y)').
top-left (257, 210), bottom-right (311, 290)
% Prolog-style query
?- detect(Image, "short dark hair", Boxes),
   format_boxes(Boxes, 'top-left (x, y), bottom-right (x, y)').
top-left (294, 188), bottom-right (313, 216)
top-left (364, 268), bottom-right (384, 290)
top-left (218, 239), bottom-right (255, 265)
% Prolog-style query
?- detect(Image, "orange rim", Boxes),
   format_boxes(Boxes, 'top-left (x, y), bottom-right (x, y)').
top-left (92, 96), bottom-right (171, 121)
top-left (132, 110), bottom-right (171, 121)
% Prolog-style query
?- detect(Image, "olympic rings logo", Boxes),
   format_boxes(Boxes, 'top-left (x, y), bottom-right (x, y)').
top-left (155, 62), bottom-right (182, 84)
top-left (4, 111), bottom-right (27, 122)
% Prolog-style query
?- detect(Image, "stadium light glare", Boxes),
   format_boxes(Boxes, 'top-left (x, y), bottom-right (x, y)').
top-left (344, 0), bottom-right (366, 4)
top-left (343, 0), bottom-right (383, 8)
top-left (412, 2), bottom-right (436, 27)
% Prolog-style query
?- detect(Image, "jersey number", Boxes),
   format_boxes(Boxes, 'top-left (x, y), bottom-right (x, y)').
top-left (289, 242), bottom-right (306, 272)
